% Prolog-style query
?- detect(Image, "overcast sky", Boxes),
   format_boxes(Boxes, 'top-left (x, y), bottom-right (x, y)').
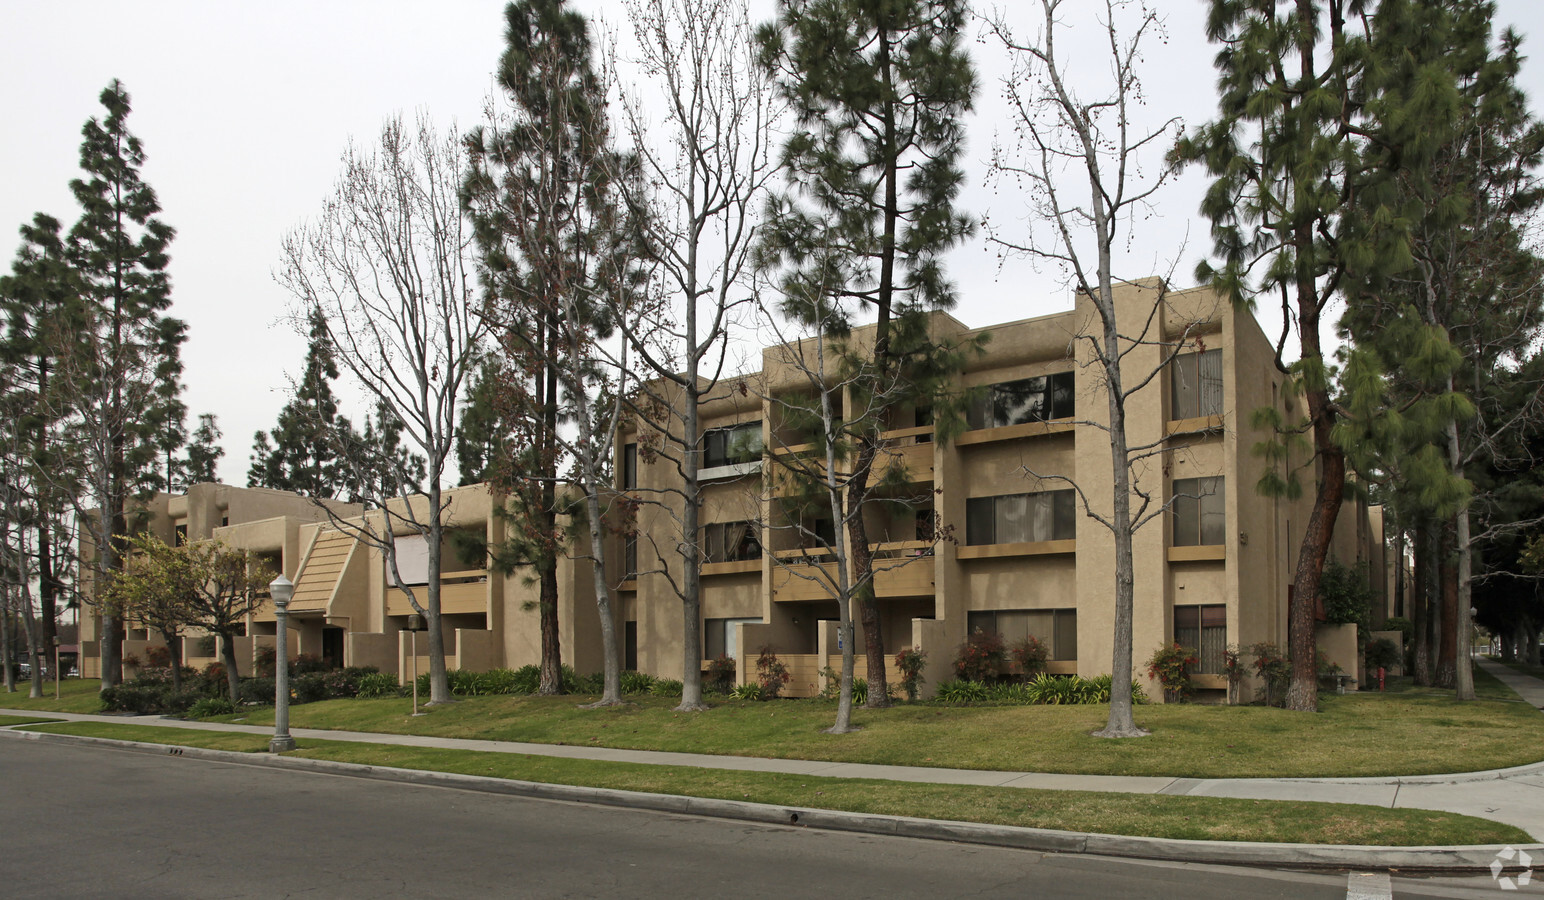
top-left (4, 0), bottom-right (1544, 485)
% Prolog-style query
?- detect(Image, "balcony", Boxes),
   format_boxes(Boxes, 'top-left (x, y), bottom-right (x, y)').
top-left (770, 542), bottom-right (935, 602)
top-left (387, 570), bottom-right (489, 616)
top-left (956, 419), bottom-right (1074, 447)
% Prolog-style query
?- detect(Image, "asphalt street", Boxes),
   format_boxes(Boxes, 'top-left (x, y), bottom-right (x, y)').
top-left (0, 738), bottom-right (1391, 899)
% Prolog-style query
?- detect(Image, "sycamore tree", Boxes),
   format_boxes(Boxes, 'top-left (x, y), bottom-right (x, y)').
top-left (55, 80), bottom-right (187, 690)
top-left (605, 0), bottom-right (780, 711)
top-left (755, 0), bottom-right (976, 706)
top-left (984, 0), bottom-right (1194, 737)
top-left (280, 114), bottom-right (485, 706)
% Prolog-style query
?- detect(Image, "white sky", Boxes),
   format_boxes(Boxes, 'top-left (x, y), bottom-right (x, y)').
top-left (4, 0), bottom-right (1544, 484)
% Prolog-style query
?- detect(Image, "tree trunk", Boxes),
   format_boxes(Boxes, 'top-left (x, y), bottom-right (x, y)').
top-left (1499, 622), bottom-right (1517, 662)
top-left (219, 635), bottom-right (241, 704)
top-left (426, 485), bottom-right (452, 705)
top-left (37, 524), bottom-right (57, 651)
top-left (677, 386), bottom-right (707, 712)
top-left (583, 488), bottom-right (622, 707)
top-left (1411, 520), bottom-right (1432, 685)
top-left (164, 629), bottom-right (183, 694)
top-left (1524, 618), bottom-right (1541, 668)
top-left (844, 477), bottom-right (889, 708)
top-left (1, 602), bottom-right (14, 692)
top-left (1392, 528), bottom-right (1406, 618)
top-left (1424, 523), bottom-right (1442, 685)
top-left (1435, 519), bottom-right (1458, 690)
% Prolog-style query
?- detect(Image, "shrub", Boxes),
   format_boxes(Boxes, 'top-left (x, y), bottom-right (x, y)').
top-left (953, 631), bottom-right (1006, 683)
top-left (292, 653), bottom-right (329, 675)
top-left (122, 653), bottom-right (142, 669)
top-left (356, 672), bottom-right (401, 699)
top-left (1365, 638), bottom-right (1400, 672)
top-left (650, 678), bottom-right (683, 698)
top-left (894, 646), bottom-right (928, 701)
top-left (620, 671), bottom-right (657, 695)
top-left (143, 645), bottom-right (172, 668)
top-left (100, 684), bottom-right (203, 715)
top-left (292, 672), bottom-right (329, 705)
top-left (1008, 636), bottom-right (1049, 681)
top-left (730, 682), bottom-right (763, 701)
top-left (755, 646), bottom-right (791, 699)
top-left (1248, 641), bottom-right (1291, 707)
top-left (1320, 560), bottom-right (1374, 632)
top-left (202, 661), bottom-right (226, 684)
top-left (1025, 672), bottom-right (1080, 704)
top-left (509, 665), bottom-right (541, 694)
top-left (705, 655), bottom-right (736, 695)
top-left (850, 677), bottom-right (869, 706)
top-left (570, 671), bottom-right (605, 694)
top-left (239, 677), bottom-right (276, 705)
top-left (254, 646), bottom-right (278, 677)
top-left (187, 697), bottom-right (236, 718)
top-left (935, 679), bottom-right (989, 703)
top-left (322, 668), bottom-right (367, 699)
top-left (1146, 643), bottom-right (1199, 702)
top-left (474, 668), bottom-right (521, 695)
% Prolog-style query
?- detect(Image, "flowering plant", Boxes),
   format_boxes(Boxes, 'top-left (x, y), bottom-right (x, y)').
top-left (895, 646), bottom-right (928, 700)
top-left (1146, 643), bottom-right (1199, 702)
top-left (953, 630), bottom-right (1006, 683)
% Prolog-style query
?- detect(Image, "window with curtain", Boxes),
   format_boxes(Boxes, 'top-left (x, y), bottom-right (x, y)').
top-left (1174, 604), bottom-right (1226, 674)
top-left (1171, 477), bottom-right (1225, 546)
top-left (967, 608), bottom-right (1078, 660)
top-left (1171, 349), bottom-right (1223, 420)
top-left (702, 521), bottom-right (761, 563)
top-left (703, 422), bottom-right (762, 468)
top-left (968, 372), bottom-right (1075, 428)
top-left (965, 490), bottom-right (1076, 545)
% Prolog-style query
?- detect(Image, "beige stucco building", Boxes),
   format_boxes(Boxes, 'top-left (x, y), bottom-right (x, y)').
top-left (81, 279), bottom-right (1383, 700)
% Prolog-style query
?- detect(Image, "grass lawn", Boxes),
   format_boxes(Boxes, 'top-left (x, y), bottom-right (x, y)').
top-left (18, 720), bottom-right (1528, 847)
top-left (213, 661), bottom-right (1544, 779)
top-left (0, 714), bottom-right (59, 726)
top-left (0, 678), bottom-right (106, 714)
top-left (1496, 658), bottom-right (1544, 681)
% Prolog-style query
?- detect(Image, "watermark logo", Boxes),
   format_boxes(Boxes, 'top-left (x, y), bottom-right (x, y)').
top-left (1491, 846), bottom-right (1534, 891)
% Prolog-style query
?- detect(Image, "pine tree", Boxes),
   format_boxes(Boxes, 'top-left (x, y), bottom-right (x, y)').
top-left (62, 80), bottom-right (186, 688)
top-left (247, 307), bottom-right (353, 498)
top-left (455, 353), bottom-right (501, 487)
top-left (179, 412), bottom-right (223, 487)
top-left (463, 0), bottom-right (624, 696)
top-left (1176, 3), bottom-right (1390, 712)
top-left (0, 213), bottom-right (84, 652)
top-left (756, 0), bottom-right (976, 706)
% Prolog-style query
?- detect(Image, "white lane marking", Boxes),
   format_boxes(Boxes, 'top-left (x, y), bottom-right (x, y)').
top-left (1346, 871), bottom-right (1393, 900)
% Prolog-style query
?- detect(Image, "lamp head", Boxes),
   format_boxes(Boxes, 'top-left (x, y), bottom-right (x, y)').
top-left (269, 574), bottom-right (295, 608)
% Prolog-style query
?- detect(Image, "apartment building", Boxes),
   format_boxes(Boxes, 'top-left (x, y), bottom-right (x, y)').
top-left (622, 277), bottom-right (1383, 699)
top-left (80, 278), bottom-right (1382, 699)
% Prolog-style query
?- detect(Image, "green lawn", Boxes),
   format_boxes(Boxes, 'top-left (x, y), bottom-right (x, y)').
top-left (0, 714), bottom-right (59, 726)
top-left (19, 721), bottom-right (1527, 847)
top-left (0, 677), bottom-right (106, 714)
top-left (214, 663), bottom-right (1544, 779)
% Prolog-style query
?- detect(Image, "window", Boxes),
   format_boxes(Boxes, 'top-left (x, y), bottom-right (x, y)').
top-left (1172, 477), bottom-right (1225, 546)
top-left (704, 617), bottom-right (760, 659)
top-left (622, 532), bottom-right (638, 580)
top-left (1174, 605), bottom-right (1226, 674)
top-left (968, 372), bottom-right (1075, 429)
top-left (968, 608), bottom-right (1077, 660)
top-left (621, 443), bottom-right (638, 490)
top-left (965, 490), bottom-right (1075, 545)
top-left (702, 521), bottom-right (761, 563)
top-left (1171, 349), bottom-right (1223, 420)
top-left (703, 422), bottom-right (762, 469)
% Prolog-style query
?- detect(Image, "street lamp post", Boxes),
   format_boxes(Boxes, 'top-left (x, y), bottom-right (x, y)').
top-left (269, 574), bottom-right (296, 753)
top-left (407, 613), bottom-right (425, 717)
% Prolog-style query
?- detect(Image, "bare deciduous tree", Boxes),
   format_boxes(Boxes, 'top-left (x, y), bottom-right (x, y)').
top-left (280, 114), bottom-right (486, 706)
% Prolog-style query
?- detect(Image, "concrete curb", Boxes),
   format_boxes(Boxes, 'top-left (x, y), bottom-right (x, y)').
top-left (6, 727), bottom-right (1538, 875)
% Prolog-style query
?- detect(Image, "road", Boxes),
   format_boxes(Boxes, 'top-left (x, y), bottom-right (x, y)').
top-left (0, 740), bottom-right (1519, 898)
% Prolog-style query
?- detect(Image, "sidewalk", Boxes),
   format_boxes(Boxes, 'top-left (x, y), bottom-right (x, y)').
top-left (5, 657), bottom-right (1544, 843)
